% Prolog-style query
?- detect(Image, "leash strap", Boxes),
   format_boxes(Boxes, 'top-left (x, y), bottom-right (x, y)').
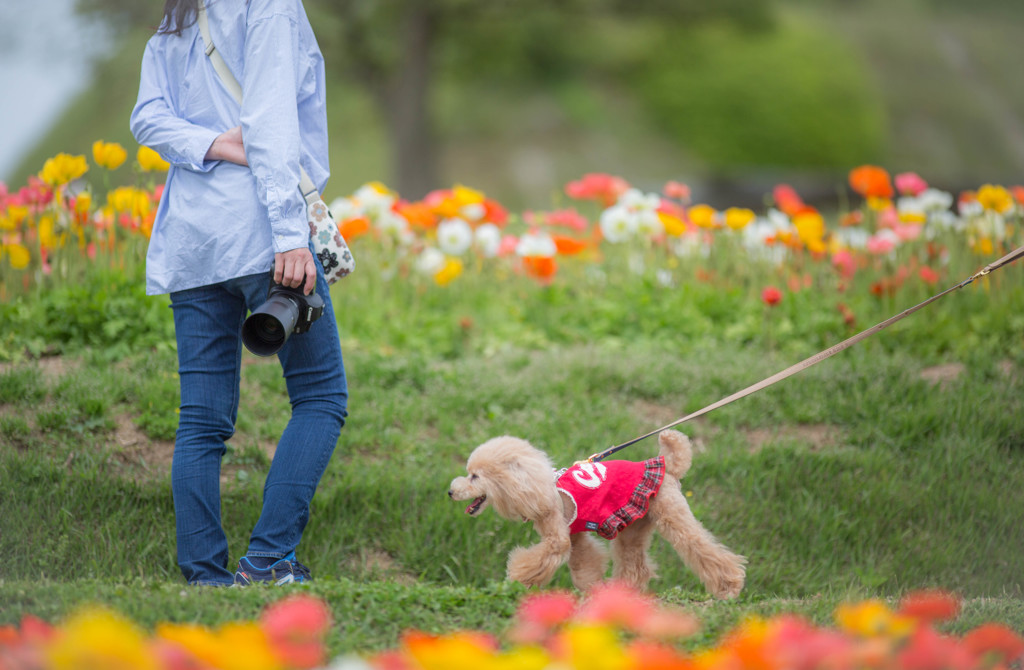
top-left (195, 2), bottom-right (321, 203)
top-left (586, 242), bottom-right (1024, 463)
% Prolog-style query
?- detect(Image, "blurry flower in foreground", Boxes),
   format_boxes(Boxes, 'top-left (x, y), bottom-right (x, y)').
top-left (866, 229), bottom-right (900, 256)
top-left (849, 165), bottom-right (894, 199)
top-left (92, 140), bottom-right (127, 170)
top-left (48, 608), bottom-right (158, 670)
top-left (261, 594), bottom-right (332, 669)
top-left (835, 599), bottom-right (914, 639)
top-left (761, 286), bottom-right (783, 306)
top-left (2, 243), bottom-right (31, 270)
top-left (39, 152), bottom-right (88, 186)
top-left (415, 247), bottom-right (445, 275)
top-left (898, 589), bottom-right (961, 624)
top-left (510, 590), bottom-right (577, 644)
top-left (136, 145), bottom-right (170, 172)
top-left (962, 624), bottom-right (1024, 665)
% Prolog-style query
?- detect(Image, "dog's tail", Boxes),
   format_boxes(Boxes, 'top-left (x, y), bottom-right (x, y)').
top-left (658, 429), bottom-right (693, 479)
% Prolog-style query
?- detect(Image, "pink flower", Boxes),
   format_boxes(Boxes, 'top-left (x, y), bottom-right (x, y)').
top-left (543, 208), bottom-right (589, 232)
top-left (762, 286), bottom-right (783, 306)
top-left (260, 595), bottom-right (332, 669)
top-left (565, 173), bottom-right (629, 207)
top-left (663, 180), bottom-right (691, 202)
top-left (831, 249), bottom-right (857, 279)
top-left (878, 206), bottom-right (900, 229)
top-left (866, 231), bottom-right (898, 255)
top-left (509, 591), bottom-right (577, 644)
top-left (898, 590), bottom-right (961, 624)
top-left (895, 172), bottom-right (928, 196)
top-left (497, 234), bottom-right (519, 256)
top-left (576, 581), bottom-right (657, 631)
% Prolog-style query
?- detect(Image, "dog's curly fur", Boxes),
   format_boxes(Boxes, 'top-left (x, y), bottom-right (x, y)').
top-left (448, 430), bottom-right (746, 599)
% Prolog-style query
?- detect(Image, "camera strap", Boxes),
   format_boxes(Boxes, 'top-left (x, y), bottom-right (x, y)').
top-left (196, 2), bottom-right (321, 206)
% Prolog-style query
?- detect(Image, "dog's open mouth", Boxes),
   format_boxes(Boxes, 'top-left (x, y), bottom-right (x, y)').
top-left (465, 495), bottom-right (487, 515)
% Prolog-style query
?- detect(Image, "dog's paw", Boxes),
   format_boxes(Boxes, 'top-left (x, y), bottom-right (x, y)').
top-left (507, 546), bottom-right (561, 587)
top-left (708, 564), bottom-right (746, 600)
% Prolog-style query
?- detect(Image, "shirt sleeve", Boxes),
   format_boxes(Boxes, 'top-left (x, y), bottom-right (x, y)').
top-left (129, 40), bottom-right (221, 173)
top-left (239, 11), bottom-right (310, 254)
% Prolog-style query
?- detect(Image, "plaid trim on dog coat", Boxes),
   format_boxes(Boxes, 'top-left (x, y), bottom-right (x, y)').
top-left (555, 457), bottom-right (665, 540)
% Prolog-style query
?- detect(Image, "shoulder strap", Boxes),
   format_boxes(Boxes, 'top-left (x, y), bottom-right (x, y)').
top-left (196, 2), bottom-right (321, 203)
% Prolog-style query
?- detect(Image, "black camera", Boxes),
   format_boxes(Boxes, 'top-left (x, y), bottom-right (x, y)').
top-left (241, 276), bottom-right (325, 357)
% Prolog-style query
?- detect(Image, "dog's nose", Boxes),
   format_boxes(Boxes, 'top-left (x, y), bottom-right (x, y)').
top-left (447, 490), bottom-right (453, 498)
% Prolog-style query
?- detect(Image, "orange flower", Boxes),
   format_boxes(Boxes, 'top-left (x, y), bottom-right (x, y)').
top-left (773, 184), bottom-right (811, 217)
top-left (338, 216), bottom-right (371, 241)
top-left (962, 624), bottom-right (1024, 665)
top-left (552, 235), bottom-right (588, 255)
top-left (849, 165), bottom-right (894, 199)
top-left (522, 255), bottom-right (557, 282)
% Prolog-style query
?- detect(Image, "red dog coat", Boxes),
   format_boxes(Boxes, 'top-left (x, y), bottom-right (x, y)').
top-left (555, 457), bottom-right (665, 540)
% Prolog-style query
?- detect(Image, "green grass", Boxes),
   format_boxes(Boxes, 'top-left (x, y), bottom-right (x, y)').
top-left (1, 258), bottom-right (1023, 650)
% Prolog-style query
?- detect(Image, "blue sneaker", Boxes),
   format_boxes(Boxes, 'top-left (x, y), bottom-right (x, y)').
top-left (234, 552), bottom-right (312, 585)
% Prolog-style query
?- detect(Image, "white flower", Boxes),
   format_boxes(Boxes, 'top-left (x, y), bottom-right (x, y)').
top-left (959, 199), bottom-right (983, 218)
top-left (474, 223), bottom-right (502, 257)
top-left (897, 196), bottom-right (926, 219)
top-left (377, 210), bottom-right (409, 238)
top-left (599, 204), bottom-right (638, 243)
top-left (328, 196), bottom-right (359, 221)
top-left (460, 202), bottom-right (486, 222)
top-left (918, 188), bottom-right (954, 212)
top-left (618, 188), bottom-right (661, 212)
top-left (837, 227), bottom-right (870, 250)
top-left (354, 185), bottom-right (395, 222)
top-left (437, 217), bottom-right (473, 256)
top-left (415, 247), bottom-right (446, 275)
top-left (635, 209), bottom-right (664, 237)
top-left (670, 233), bottom-right (709, 258)
top-left (515, 230), bottom-right (557, 257)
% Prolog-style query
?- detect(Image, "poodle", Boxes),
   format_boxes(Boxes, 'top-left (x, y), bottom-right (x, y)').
top-left (447, 430), bottom-right (746, 599)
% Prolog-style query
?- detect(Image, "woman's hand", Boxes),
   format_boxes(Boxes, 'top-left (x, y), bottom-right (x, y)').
top-left (275, 247), bottom-right (317, 295)
top-left (205, 126), bottom-right (248, 166)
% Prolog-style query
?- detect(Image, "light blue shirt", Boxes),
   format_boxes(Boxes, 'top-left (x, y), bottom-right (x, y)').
top-left (130, 0), bottom-right (329, 295)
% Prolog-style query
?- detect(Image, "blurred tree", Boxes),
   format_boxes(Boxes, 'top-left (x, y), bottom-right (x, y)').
top-left (77, 0), bottom-right (771, 198)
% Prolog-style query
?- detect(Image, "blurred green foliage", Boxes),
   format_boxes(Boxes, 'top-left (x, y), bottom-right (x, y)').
top-left (630, 13), bottom-right (885, 170)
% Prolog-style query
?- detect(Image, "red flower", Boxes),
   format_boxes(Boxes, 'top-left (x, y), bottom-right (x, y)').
top-left (962, 623), bottom-right (1024, 665)
top-left (918, 265), bottom-right (940, 285)
top-left (898, 590), bottom-right (961, 624)
top-left (761, 286), bottom-right (783, 306)
top-left (565, 173), bottom-right (629, 207)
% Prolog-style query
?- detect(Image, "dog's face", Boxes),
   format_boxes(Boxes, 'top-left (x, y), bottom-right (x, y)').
top-left (448, 436), bottom-right (559, 522)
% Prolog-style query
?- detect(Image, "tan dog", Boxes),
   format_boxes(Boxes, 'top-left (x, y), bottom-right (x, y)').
top-left (448, 430), bottom-right (746, 598)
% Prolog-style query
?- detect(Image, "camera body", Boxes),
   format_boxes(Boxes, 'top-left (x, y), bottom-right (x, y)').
top-left (241, 276), bottom-right (325, 356)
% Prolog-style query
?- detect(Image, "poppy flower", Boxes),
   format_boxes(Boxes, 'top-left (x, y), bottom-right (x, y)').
top-left (849, 165), bottom-right (894, 199)
top-left (761, 286), bottom-right (783, 306)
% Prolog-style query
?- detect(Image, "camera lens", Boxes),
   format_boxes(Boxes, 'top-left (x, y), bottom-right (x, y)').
top-left (242, 293), bottom-right (300, 356)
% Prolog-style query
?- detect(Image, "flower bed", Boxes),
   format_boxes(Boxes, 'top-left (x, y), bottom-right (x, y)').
top-left (2, 585), bottom-right (1023, 670)
top-left (2, 142), bottom-right (1021, 306)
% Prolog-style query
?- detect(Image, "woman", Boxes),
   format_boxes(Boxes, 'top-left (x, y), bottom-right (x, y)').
top-left (130, 0), bottom-right (347, 586)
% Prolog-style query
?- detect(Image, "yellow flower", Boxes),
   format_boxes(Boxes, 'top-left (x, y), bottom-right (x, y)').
top-left (107, 186), bottom-right (152, 218)
top-left (688, 204), bottom-right (718, 228)
top-left (834, 600), bottom-right (914, 638)
top-left (39, 152), bottom-right (88, 186)
top-left (39, 215), bottom-right (66, 249)
top-left (137, 145), bottom-right (170, 172)
top-left (866, 196), bottom-right (892, 211)
top-left (434, 257), bottom-right (464, 286)
top-left (3, 243), bottom-right (31, 269)
top-left (75, 190), bottom-right (93, 215)
top-left (793, 210), bottom-right (826, 252)
top-left (452, 184), bottom-right (485, 206)
top-left (658, 211), bottom-right (688, 236)
top-left (561, 624), bottom-right (629, 670)
top-left (48, 608), bottom-right (158, 670)
top-left (976, 184), bottom-right (1014, 213)
top-left (92, 140), bottom-right (127, 170)
top-left (724, 207), bottom-right (756, 230)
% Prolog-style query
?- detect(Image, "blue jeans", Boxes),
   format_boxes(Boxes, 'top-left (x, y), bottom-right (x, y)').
top-left (169, 264), bottom-right (347, 586)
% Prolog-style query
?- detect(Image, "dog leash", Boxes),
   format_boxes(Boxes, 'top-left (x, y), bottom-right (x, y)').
top-left (583, 241), bottom-right (1024, 464)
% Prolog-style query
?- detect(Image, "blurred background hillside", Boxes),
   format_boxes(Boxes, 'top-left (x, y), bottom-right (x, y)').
top-left (3, 0), bottom-right (1024, 210)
